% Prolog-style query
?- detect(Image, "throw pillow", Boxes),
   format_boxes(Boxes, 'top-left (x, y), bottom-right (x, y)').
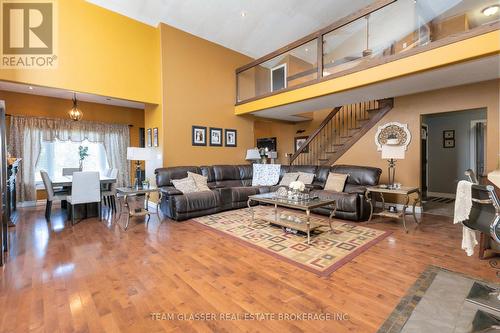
top-left (171, 177), bottom-right (198, 194)
top-left (279, 172), bottom-right (299, 186)
top-left (324, 172), bottom-right (349, 192)
top-left (252, 164), bottom-right (281, 186)
top-left (297, 172), bottom-right (315, 185)
top-left (187, 171), bottom-right (210, 191)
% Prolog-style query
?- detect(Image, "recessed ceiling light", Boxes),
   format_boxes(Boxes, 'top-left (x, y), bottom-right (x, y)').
top-left (482, 5), bottom-right (499, 17)
top-left (305, 48), bottom-right (309, 52)
top-left (240, 11), bottom-right (246, 17)
top-left (28, 86), bottom-right (33, 90)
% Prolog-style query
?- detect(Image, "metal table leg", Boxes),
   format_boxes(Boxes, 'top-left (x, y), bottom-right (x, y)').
top-left (365, 190), bottom-right (374, 222)
top-left (306, 209), bottom-right (311, 245)
top-left (412, 189), bottom-right (422, 225)
top-left (402, 194), bottom-right (410, 233)
top-left (124, 195), bottom-right (131, 230)
top-left (247, 199), bottom-right (254, 226)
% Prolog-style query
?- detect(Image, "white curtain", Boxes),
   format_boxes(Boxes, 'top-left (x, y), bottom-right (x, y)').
top-left (8, 115), bottom-right (130, 202)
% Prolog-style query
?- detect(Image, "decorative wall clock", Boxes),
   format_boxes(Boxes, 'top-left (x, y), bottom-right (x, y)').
top-left (374, 122), bottom-right (411, 151)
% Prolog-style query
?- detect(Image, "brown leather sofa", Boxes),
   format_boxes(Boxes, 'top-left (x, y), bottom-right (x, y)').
top-left (155, 164), bottom-right (381, 222)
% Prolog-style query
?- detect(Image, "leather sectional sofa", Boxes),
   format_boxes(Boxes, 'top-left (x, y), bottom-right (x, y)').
top-left (155, 164), bottom-right (382, 222)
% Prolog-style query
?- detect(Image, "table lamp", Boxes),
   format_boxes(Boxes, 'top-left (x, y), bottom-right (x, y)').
top-left (381, 139), bottom-right (405, 189)
top-left (246, 148), bottom-right (261, 164)
top-left (127, 147), bottom-right (156, 188)
top-left (267, 151), bottom-right (278, 164)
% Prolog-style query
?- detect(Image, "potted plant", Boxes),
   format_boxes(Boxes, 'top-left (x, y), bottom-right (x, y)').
top-left (78, 145), bottom-right (89, 169)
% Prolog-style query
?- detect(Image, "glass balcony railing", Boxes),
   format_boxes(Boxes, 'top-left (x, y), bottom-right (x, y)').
top-left (236, 0), bottom-right (500, 103)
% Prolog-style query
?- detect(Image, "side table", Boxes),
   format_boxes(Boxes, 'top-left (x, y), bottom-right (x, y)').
top-left (365, 186), bottom-right (422, 232)
top-left (115, 186), bottom-right (162, 230)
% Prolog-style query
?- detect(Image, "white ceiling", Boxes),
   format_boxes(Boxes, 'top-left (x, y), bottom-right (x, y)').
top-left (253, 55), bottom-right (500, 121)
top-left (0, 81), bottom-right (145, 109)
top-left (86, 0), bottom-right (375, 58)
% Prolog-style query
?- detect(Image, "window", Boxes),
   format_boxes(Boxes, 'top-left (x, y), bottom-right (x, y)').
top-left (271, 63), bottom-right (287, 92)
top-left (35, 139), bottom-right (109, 182)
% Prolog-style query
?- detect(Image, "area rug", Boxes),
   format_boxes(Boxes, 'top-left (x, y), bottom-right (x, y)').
top-left (377, 266), bottom-right (500, 333)
top-left (191, 206), bottom-right (390, 276)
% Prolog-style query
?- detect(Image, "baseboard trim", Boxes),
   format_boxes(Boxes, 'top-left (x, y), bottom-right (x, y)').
top-left (427, 192), bottom-right (456, 199)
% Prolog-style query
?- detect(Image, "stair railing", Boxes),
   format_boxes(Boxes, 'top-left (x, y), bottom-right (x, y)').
top-left (289, 100), bottom-right (380, 166)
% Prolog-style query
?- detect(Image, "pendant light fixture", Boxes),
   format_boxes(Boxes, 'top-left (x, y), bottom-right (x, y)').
top-left (68, 92), bottom-right (83, 121)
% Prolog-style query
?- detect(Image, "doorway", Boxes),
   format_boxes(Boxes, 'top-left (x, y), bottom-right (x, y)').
top-left (421, 108), bottom-right (487, 216)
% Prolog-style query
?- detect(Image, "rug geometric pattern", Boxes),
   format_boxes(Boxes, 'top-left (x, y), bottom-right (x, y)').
top-left (192, 206), bottom-right (390, 276)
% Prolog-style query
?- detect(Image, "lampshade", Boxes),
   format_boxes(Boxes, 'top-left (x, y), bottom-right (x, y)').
top-left (267, 151), bottom-right (278, 159)
top-left (245, 148), bottom-right (261, 160)
top-left (127, 147), bottom-right (156, 161)
top-left (381, 145), bottom-right (405, 160)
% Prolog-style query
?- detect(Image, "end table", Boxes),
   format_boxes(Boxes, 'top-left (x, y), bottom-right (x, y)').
top-left (115, 186), bottom-right (162, 230)
top-left (365, 186), bottom-right (422, 232)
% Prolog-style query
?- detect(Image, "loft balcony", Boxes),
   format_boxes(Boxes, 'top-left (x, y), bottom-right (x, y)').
top-left (235, 0), bottom-right (500, 117)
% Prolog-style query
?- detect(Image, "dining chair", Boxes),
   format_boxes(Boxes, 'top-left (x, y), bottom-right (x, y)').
top-left (62, 167), bottom-right (81, 176)
top-left (102, 169), bottom-right (119, 212)
top-left (40, 170), bottom-right (69, 220)
top-left (67, 171), bottom-right (101, 225)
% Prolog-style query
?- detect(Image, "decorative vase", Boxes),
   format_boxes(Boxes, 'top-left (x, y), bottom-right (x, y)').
top-left (79, 160), bottom-right (83, 170)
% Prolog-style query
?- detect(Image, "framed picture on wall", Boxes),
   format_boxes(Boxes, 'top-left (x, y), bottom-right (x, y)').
top-left (443, 130), bottom-right (455, 139)
top-left (209, 127), bottom-right (223, 147)
top-left (444, 139), bottom-right (455, 148)
top-left (139, 128), bottom-right (145, 147)
top-left (153, 128), bottom-right (159, 147)
top-left (294, 136), bottom-right (309, 153)
top-left (225, 129), bottom-right (237, 147)
top-left (146, 128), bottom-right (152, 147)
top-left (192, 126), bottom-right (207, 146)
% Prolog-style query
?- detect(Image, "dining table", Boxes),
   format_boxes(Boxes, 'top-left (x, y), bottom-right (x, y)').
top-left (51, 175), bottom-right (116, 187)
top-left (51, 175), bottom-right (117, 219)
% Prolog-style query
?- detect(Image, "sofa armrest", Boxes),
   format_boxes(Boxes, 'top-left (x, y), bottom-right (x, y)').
top-left (343, 184), bottom-right (367, 195)
top-left (160, 186), bottom-right (183, 196)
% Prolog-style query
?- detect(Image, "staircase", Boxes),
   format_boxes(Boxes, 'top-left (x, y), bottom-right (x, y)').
top-left (289, 98), bottom-right (394, 166)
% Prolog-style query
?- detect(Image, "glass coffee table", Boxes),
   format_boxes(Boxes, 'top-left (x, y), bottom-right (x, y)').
top-left (247, 192), bottom-right (337, 244)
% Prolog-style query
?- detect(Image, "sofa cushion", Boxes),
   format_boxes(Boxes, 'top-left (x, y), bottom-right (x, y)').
top-left (252, 164), bottom-right (281, 186)
top-left (188, 171), bottom-right (210, 191)
top-left (172, 190), bottom-right (221, 213)
top-left (324, 172), bottom-right (348, 192)
top-left (238, 165), bottom-right (253, 187)
top-left (311, 190), bottom-right (358, 212)
top-left (200, 166), bottom-right (216, 187)
top-left (313, 166), bottom-right (331, 188)
top-left (297, 172), bottom-right (315, 185)
top-left (331, 165), bottom-right (381, 186)
top-left (289, 165), bottom-right (317, 174)
top-left (213, 165), bottom-right (243, 187)
top-left (279, 172), bottom-right (299, 186)
top-left (172, 177), bottom-right (198, 194)
top-left (155, 166), bottom-right (201, 187)
top-left (230, 186), bottom-right (261, 203)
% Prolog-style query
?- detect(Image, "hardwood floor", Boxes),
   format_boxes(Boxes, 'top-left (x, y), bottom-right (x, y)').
top-left (0, 203), bottom-right (497, 333)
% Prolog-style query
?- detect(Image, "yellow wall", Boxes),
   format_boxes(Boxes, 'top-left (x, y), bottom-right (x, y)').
top-left (336, 80), bottom-right (500, 188)
top-left (0, 0), bottom-right (162, 105)
top-left (0, 90), bottom-right (145, 199)
top-left (160, 24), bottom-right (254, 166)
top-left (255, 80), bottom-right (500, 192)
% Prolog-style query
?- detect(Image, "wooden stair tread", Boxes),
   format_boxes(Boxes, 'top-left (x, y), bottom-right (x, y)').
top-left (289, 99), bottom-right (394, 167)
